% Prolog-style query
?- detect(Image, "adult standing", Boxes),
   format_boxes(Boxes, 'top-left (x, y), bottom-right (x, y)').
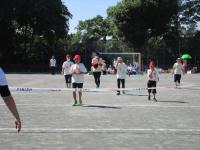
top-left (49, 56), bottom-right (57, 75)
top-left (0, 67), bottom-right (21, 132)
top-left (91, 55), bottom-right (103, 88)
top-left (172, 58), bottom-right (185, 88)
top-left (70, 55), bottom-right (87, 106)
top-left (61, 54), bottom-right (74, 88)
top-left (115, 57), bottom-right (128, 95)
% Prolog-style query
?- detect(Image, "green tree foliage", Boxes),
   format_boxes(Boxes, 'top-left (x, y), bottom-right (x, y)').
top-left (180, 0), bottom-right (200, 25)
top-left (76, 15), bottom-right (110, 42)
top-left (107, 0), bottom-right (178, 48)
top-left (0, 0), bottom-right (71, 64)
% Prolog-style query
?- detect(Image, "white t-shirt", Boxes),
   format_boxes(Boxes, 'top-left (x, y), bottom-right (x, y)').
top-left (70, 63), bottom-right (87, 83)
top-left (62, 60), bottom-right (74, 75)
top-left (0, 68), bottom-right (8, 86)
top-left (173, 62), bottom-right (183, 75)
top-left (147, 68), bottom-right (159, 82)
top-left (50, 59), bottom-right (56, 67)
top-left (91, 57), bottom-right (102, 72)
top-left (115, 63), bottom-right (128, 79)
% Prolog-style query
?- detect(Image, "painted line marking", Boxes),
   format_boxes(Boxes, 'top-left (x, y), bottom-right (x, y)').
top-left (0, 104), bottom-right (199, 108)
top-left (0, 128), bottom-right (200, 134)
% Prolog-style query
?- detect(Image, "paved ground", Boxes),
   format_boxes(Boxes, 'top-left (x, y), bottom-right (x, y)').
top-left (0, 73), bottom-right (200, 150)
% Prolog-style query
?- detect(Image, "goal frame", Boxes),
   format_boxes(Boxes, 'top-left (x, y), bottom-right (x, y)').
top-left (100, 52), bottom-right (142, 72)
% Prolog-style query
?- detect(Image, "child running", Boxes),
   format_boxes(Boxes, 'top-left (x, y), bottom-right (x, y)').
top-left (147, 61), bottom-right (159, 101)
top-left (115, 57), bottom-right (128, 95)
top-left (61, 54), bottom-right (74, 88)
top-left (70, 54), bottom-right (87, 106)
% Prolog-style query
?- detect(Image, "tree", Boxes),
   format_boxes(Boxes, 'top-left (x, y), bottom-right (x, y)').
top-left (76, 15), bottom-right (110, 42)
top-left (0, 0), bottom-right (72, 64)
top-left (180, 0), bottom-right (200, 26)
top-left (107, 0), bottom-right (178, 48)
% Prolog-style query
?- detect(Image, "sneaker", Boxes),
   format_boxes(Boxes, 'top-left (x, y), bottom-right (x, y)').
top-left (79, 100), bottom-right (82, 106)
top-left (116, 92), bottom-right (120, 95)
top-left (148, 95), bottom-right (151, 100)
top-left (72, 103), bottom-right (77, 106)
top-left (153, 98), bottom-right (157, 102)
top-left (72, 101), bottom-right (78, 106)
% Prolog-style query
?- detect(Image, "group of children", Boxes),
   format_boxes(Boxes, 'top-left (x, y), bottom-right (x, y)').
top-left (60, 53), bottom-right (185, 105)
top-left (0, 55), bottom-right (186, 132)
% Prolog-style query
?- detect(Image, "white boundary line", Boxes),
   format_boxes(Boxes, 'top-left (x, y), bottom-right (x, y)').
top-left (9, 85), bottom-right (200, 93)
top-left (0, 104), bottom-right (199, 108)
top-left (0, 128), bottom-right (200, 134)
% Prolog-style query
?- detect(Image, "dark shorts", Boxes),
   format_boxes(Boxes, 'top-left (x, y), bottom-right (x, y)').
top-left (0, 85), bottom-right (11, 97)
top-left (147, 80), bottom-right (157, 94)
top-left (64, 75), bottom-right (72, 83)
top-left (72, 83), bottom-right (83, 88)
top-left (174, 74), bottom-right (181, 83)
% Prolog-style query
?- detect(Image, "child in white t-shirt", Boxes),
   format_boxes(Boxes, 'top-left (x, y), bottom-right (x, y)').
top-left (115, 57), bottom-right (128, 95)
top-left (172, 58), bottom-right (185, 88)
top-left (147, 61), bottom-right (159, 101)
top-left (61, 54), bottom-right (74, 88)
top-left (70, 55), bottom-right (87, 106)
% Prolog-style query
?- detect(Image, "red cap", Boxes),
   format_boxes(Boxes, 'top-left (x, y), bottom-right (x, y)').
top-left (66, 54), bottom-right (70, 58)
top-left (149, 60), bottom-right (155, 67)
top-left (74, 54), bottom-right (81, 60)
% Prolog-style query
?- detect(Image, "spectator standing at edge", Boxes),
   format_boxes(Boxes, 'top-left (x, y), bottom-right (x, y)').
top-left (61, 54), bottom-right (74, 88)
top-left (70, 55), bottom-right (87, 106)
top-left (49, 56), bottom-right (57, 75)
top-left (0, 67), bottom-right (21, 132)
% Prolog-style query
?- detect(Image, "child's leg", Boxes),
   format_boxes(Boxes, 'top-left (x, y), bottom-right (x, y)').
top-left (117, 79), bottom-right (120, 95)
top-left (152, 81), bottom-right (157, 101)
top-left (147, 80), bottom-right (151, 100)
top-left (78, 84), bottom-right (83, 105)
top-left (73, 91), bottom-right (77, 105)
top-left (72, 83), bottom-right (78, 106)
top-left (78, 91), bottom-right (82, 104)
top-left (122, 79), bottom-right (125, 94)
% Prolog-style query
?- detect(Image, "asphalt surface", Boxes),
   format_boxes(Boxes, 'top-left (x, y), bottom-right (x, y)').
top-left (0, 73), bottom-right (200, 150)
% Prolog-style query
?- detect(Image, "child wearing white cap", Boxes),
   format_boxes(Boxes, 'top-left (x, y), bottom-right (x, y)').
top-left (115, 57), bottom-right (128, 95)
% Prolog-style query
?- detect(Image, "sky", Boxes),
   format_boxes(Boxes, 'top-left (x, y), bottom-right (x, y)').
top-left (63, 0), bottom-right (120, 33)
top-left (63, 0), bottom-right (200, 33)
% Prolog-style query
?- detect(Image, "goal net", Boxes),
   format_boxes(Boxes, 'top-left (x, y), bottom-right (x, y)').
top-left (99, 52), bottom-right (142, 73)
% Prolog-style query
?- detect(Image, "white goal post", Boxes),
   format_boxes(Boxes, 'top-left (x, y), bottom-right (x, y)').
top-left (100, 52), bottom-right (142, 72)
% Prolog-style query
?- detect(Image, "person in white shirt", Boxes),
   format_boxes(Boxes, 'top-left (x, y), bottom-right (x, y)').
top-left (0, 67), bottom-right (21, 132)
top-left (69, 54), bottom-right (87, 106)
top-left (147, 61), bottom-right (159, 101)
top-left (91, 55), bottom-right (103, 88)
top-left (115, 57), bottom-right (128, 95)
top-left (49, 56), bottom-right (57, 75)
top-left (61, 54), bottom-right (74, 88)
top-left (172, 58), bottom-right (185, 88)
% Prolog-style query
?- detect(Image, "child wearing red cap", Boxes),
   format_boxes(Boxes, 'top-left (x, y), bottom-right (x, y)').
top-left (147, 61), bottom-right (159, 101)
top-left (70, 54), bottom-right (87, 106)
top-left (62, 54), bottom-right (74, 88)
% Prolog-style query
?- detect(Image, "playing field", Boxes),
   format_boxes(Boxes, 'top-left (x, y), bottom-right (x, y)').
top-left (0, 73), bottom-right (200, 150)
